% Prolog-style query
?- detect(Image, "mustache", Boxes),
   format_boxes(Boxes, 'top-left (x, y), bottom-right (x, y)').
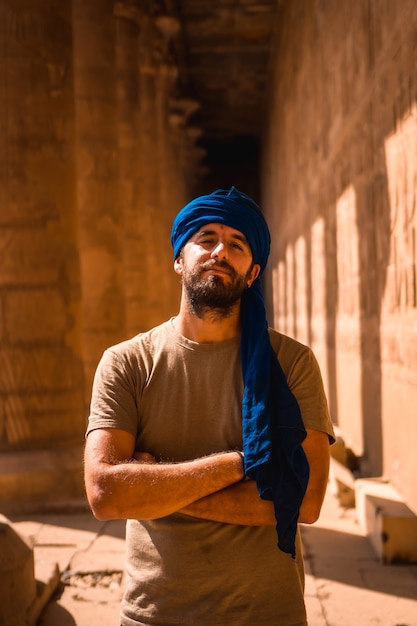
top-left (199, 259), bottom-right (235, 273)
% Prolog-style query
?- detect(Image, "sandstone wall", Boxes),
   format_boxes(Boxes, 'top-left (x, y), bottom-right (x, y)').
top-left (262, 0), bottom-right (417, 513)
top-left (0, 0), bottom-right (197, 510)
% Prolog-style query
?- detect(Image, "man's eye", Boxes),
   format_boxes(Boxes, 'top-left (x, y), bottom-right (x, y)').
top-left (229, 241), bottom-right (245, 252)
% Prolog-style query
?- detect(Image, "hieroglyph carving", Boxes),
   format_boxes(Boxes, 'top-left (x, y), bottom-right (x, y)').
top-left (384, 110), bottom-right (417, 313)
top-left (0, 5), bottom-right (69, 97)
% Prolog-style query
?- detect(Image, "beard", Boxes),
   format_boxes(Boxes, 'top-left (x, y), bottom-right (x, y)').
top-left (182, 259), bottom-right (253, 319)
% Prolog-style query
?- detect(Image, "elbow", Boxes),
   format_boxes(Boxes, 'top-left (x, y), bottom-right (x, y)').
top-left (298, 502), bottom-right (322, 525)
top-left (299, 510), bottom-right (320, 525)
top-left (86, 486), bottom-right (121, 521)
top-left (90, 503), bottom-right (114, 522)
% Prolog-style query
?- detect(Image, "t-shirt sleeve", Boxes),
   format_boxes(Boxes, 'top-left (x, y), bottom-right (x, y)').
top-left (273, 334), bottom-right (335, 443)
top-left (86, 347), bottom-right (140, 439)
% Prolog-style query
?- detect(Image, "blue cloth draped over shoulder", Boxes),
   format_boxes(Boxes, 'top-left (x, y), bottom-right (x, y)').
top-left (171, 187), bottom-right (310, 557)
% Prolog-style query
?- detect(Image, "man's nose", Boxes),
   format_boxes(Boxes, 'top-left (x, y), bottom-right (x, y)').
top-left (210, 241), bottom-right (227, 259)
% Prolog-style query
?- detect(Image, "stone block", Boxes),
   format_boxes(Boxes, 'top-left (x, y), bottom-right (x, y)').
top-left (4, 288), bottom-right (68, 343)
top-left (355, 478), bottom-right (417, 564)
top-left (0, 514), bottom-right (36, 626)
top-left (0, 445), bottom-right (85, 515)
top-left (0, 515), bottom-right (61, 626)
top-left (1, 392), bottom-right (85, 452)
top-left (0, 228), bottom-right (61, 286)
top-left (0, 346), bottom-right (84, 395)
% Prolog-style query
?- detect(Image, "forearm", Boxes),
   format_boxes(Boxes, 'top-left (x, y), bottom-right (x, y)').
top-left (180, 479), bottom-right (276, 526)
top-left (85, 444), bottom-right (245, 521)
top-left (180, 429), bottom-right (331, 527)
top-left (180, 478), bottom-right (326, 527)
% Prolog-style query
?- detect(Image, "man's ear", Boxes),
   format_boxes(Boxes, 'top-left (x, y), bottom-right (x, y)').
top-left (247, 263), bottom-right (261, 288)
top-left (174, 256), bottom-right (183, 276)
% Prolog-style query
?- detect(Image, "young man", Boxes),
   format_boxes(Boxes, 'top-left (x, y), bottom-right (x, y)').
top-left (84, 187), bottom-right (335, 626)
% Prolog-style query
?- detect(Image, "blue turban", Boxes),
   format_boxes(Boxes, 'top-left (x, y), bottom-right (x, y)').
top-left (171, 187), bottom-right (309, 557)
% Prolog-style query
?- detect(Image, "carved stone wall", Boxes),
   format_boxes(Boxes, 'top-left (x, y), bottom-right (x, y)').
top-left (0, 0), bottom-right (196, 511)
top-left (262, 0), bottom-right (417, 513)
top-left (0, 0), bottom-right (86, 510)
top-left (73, 0), bottom-right (125, 403)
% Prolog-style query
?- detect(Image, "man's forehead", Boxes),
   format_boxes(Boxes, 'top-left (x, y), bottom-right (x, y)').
top-left (192, 223), bottom-right (249, 242)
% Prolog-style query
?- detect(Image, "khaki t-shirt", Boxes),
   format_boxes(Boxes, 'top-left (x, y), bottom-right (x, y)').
top-left (87, 319), bottom-right (335, 626)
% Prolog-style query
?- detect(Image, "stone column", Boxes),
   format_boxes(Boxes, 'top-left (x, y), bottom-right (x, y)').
top-left (185, 126), bottom-right (207, 191)
top-left (154, 49), bottom-right (182, 312)
top-left (168, 110), bottom-right (189, 211)
top-left (137, 15), bottom-right (160, 328)
top-left (154, 15), bottom-right (181, 211)
top-left (138, 15), bottom-right (183, 326)
top-left (155, 62), bottom-right (179, 210)
top-left (114, 1), bottom-right (146, 337)
top-left (171, 98), bottom-right (202, 199)
top-left (0, 1), bottom-right (85, 510)
top-left (72, 0), bottom-right (126, 399)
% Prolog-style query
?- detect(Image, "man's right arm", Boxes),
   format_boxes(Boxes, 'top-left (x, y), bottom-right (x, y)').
top-left (84, 427), bottom-right (244, 521)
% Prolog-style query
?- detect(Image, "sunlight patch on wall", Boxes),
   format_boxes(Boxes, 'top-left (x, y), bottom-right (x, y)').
top-left (310, 217), bottom-right (329, 392)
top-left (285, 242), bottom-right (295, 339)
top-left (271, 260), bottom-right (287, 334)
top-left (336, 186), bottom-right (360, 317)
top-left (294, 235), bottom-right (308, 344)
top-left (335, 185), bottom-right (363, 454)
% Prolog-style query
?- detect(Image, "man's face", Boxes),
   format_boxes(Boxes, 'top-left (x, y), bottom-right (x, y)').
top-left (174, 223), bottom-right (260, 317)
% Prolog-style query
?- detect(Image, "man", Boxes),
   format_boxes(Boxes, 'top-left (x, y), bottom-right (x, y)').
top-left (84, 187), bottom-right (335, 626)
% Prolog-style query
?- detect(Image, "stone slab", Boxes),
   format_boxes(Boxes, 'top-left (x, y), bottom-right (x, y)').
top-left (355, 478), bottom-right (417, 563)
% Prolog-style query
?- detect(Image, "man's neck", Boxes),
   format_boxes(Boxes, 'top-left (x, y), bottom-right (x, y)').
top-left (173, 299), bottom-right (241, 343)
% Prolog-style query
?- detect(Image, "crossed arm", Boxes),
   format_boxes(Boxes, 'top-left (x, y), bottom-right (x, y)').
top-left (84, 427), bottom-right (330, 526)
